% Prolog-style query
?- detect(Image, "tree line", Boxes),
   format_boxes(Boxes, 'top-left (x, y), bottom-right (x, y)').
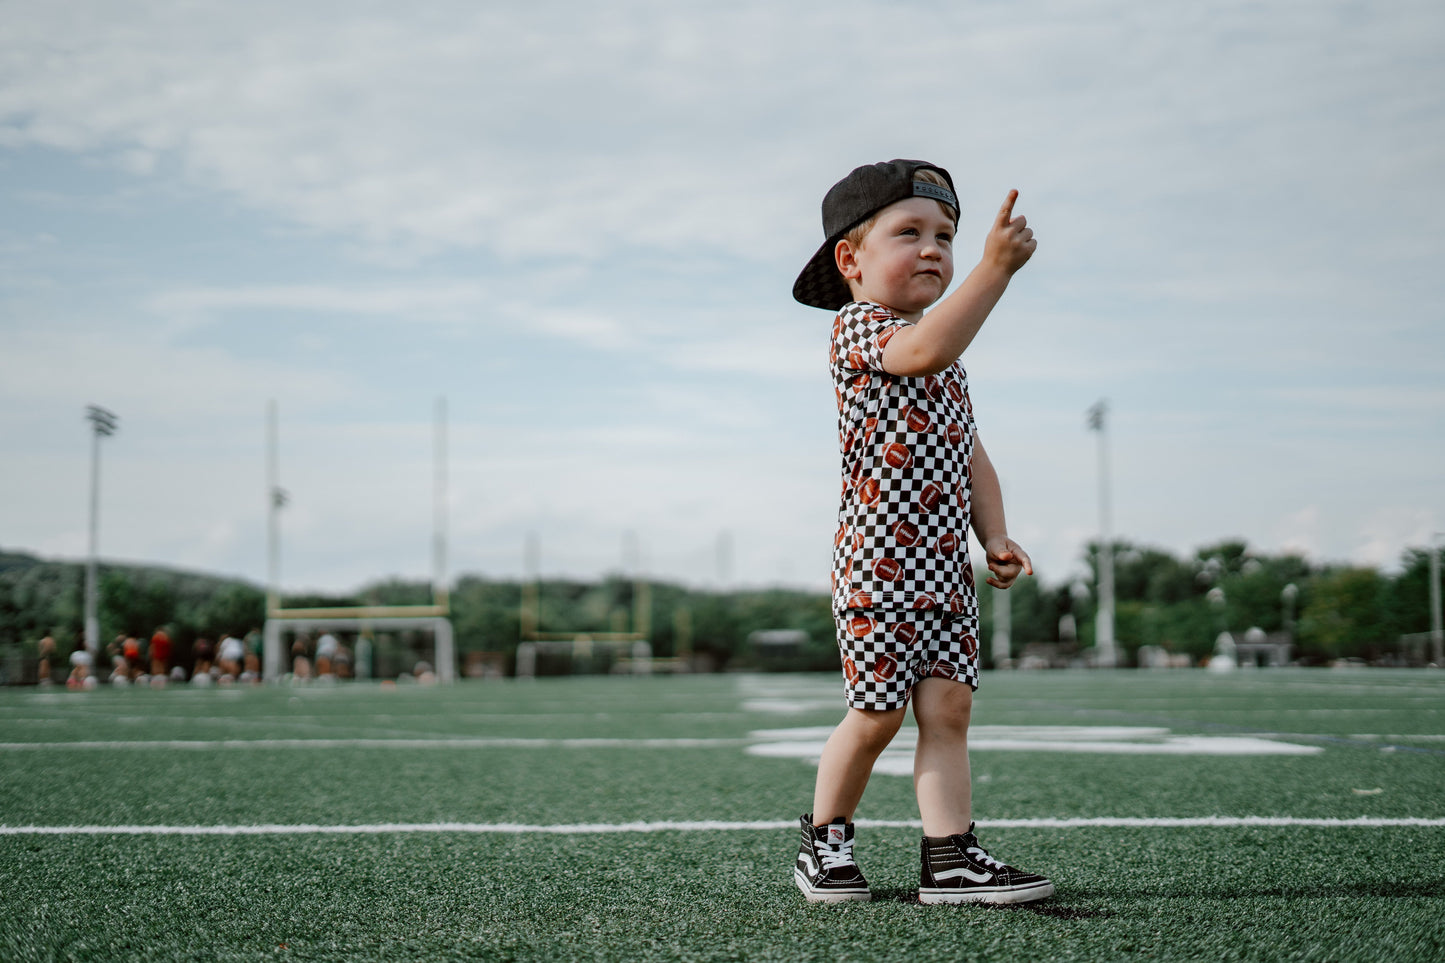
top-left (1, 538), bottom-right (1439, 676)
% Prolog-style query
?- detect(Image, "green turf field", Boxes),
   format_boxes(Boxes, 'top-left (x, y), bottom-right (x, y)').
top-left (2, 669), bottom-right (1443, 962)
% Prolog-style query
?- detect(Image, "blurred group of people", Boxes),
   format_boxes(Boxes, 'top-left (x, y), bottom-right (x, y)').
top-left (34, 627), bottom-right (265, 689)
top-left (30, 628), bottom-right (412, 687)
top-left (287, 632), bottom-right (358, 681)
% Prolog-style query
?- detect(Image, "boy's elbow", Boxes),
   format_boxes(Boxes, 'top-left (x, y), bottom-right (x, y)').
top-left (884, 345), bottom-right (953, 377)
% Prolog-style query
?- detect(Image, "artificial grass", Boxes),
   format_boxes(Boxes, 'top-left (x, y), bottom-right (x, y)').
top-left (2, 828), bottom-right (1442, 962)
top-left (2, 669), bottom-right (1443, 961)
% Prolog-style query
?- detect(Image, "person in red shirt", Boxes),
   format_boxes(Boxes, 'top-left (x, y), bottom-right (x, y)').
top-left (150, 628), bottom-right (172, 678)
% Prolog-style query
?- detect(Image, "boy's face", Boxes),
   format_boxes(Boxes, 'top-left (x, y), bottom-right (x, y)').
top-left (834, 197), bottom-right (955, 321)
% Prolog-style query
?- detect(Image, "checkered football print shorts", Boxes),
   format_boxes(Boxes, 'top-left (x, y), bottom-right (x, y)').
top-left (835, 609), bottom-right (980, 710)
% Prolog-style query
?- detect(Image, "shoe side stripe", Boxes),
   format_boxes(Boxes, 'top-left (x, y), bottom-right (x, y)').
top-left (932, 865), bottom-right (994, 884)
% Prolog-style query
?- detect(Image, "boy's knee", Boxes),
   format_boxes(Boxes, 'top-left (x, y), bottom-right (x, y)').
top-left (845, 706), bottom-right (906, 751)
top-left (915, 680), bottom-right (973, 734)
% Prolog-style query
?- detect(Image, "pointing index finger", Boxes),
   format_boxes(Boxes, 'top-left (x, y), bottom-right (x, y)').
top-left (997, 189), bottom-right (1019, 226)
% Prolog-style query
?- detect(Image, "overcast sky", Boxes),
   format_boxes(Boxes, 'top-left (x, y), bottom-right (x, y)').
top-left (2, 0), bottom-right (1441, 595)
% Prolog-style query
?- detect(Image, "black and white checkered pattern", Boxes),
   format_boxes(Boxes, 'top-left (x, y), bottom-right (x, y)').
top-left (829, 301), bottom-right (979, 629)
top-left (835, 609), bottom-right (980, 710)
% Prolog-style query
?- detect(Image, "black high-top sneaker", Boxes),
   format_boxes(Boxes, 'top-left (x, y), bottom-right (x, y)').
top-left (918, 823), bottom-right (1054, 905)
top-left (794, 814), bottom-right (871, 902)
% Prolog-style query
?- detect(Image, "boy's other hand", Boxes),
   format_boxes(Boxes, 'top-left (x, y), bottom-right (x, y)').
top-left (983, 190), bottom-right (1036, 276)
top-left (984, 535), bottom-right (1033, 590)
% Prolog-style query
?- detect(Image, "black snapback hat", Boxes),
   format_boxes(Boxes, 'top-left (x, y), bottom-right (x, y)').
top-left (792, 159), bottom-right (958, 311)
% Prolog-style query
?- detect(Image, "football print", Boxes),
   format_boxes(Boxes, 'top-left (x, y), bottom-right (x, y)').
top-left (961, 633), bottom-right (978, 658)
top-left (872, 556), bottom-right (902, 581)
top-left (829, 303), bottom-right (980, 662)
top-left (916, 482), bottom-right (942, 514)
top-left (849, 614), bottom-right (875, 637)
top-left (883, 443), bottom-right (912, 469)
top-left (843, 657), bottom-right (859, 686)
top-left (858, 477), bottom-right (880, 505)
top-left (930, 660), bottom-right (958, 680)
top-left (891, 519), bottom-right (922, 547)
top-left (872, 653), bottom-right (897, 681)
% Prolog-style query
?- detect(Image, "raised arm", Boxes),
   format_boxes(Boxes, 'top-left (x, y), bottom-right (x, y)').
top-left (969, 435), bottom-right (1033, 589)
top-left (881, 190), bottom-right (1036, 377)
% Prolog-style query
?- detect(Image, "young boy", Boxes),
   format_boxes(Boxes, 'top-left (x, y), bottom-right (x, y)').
top-left (791, 159), bottom-right (1052, 905)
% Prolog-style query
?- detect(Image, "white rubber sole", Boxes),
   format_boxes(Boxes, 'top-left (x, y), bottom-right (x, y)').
top-left (918, 880), bottom-right (1055, 905)
top-left (794, 867), bottom-right (872, 902)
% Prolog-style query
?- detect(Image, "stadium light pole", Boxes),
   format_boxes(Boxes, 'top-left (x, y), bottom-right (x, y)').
top-left (1431, 533), bottom-right (1443, 666)
top-left (433, 396), bottom-right (449, 614)
top-left (265, 400), bottom-right (289, 617)
top-left (1086, 400), bottom-right (1117, 667)
top-left (83, 405), bottom-right (119, 655)
top-left (263, 401), bottom-right (290, 681)
top-left (991, 583), bottom-right (1012, 669)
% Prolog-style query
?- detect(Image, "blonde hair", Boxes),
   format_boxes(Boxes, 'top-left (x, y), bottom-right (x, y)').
top-left (842, 168), bottom-right (958, 251)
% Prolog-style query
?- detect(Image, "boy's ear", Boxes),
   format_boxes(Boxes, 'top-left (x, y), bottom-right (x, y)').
top-left (834, 239), bottom-right (862, 280)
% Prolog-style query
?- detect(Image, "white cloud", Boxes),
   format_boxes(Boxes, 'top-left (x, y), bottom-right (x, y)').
top-left (1355, 508), bottom-right (1438, 571)
top-left (2, 0), bottom-right (1443, 593)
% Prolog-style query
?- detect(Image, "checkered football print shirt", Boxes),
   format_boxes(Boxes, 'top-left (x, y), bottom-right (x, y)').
top-left (830, 301), bottom-right (979, 621)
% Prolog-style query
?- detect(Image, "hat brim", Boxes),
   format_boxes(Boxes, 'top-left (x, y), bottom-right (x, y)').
top-left (792, 235), bottom-right (853, 311)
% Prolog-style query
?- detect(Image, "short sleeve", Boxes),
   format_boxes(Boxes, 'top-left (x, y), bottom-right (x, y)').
top-left (831, 302), bottom-right (907, 377)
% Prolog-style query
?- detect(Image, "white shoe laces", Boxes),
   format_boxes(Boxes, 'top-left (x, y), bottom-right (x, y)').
top-left (817, 836), bottom-right (857, 871)
top-left (965, 843), bottom-right (1006, 872)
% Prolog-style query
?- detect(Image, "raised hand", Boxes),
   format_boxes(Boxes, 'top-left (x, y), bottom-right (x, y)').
top-left (983, 190), bottom-right (1037, 275)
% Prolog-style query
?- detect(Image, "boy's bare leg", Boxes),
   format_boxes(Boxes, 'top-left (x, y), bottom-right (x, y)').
top-left (811, 705), bottom-right (906, 823)
top-left (911, 677), bottom-right (973, 837)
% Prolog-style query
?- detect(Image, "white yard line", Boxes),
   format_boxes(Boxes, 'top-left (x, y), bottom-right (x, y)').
top-left (2, 817), bottom-right (1443, 836)
top-left (0, 737), bottom-right (745, 751)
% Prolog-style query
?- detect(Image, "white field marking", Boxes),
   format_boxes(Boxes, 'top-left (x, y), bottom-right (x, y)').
top-left (4, 817), bottom-right (1444, 837)
top-left (0, 737), bottom-right (744, 751)
top-left (750, 726), bottom-right (1173, 743)
top-left (741, 699), bottom-right (840, 714)
top-left (744, 725), bottom-right (1323, 768)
